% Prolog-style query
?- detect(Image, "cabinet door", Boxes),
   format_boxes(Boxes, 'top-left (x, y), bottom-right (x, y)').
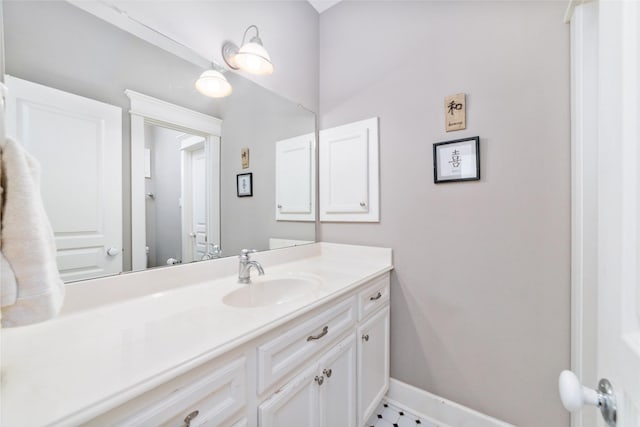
top-left (275, 133), bottom-right (315, 221)
top-left (357, 306), bottom-right (390, 425)
top-left (259, 365), bottom-right (319, 427)
top-left (318, 335), bottom-right (357, 427)
top-left (319, 117), bottom-right (379, 222)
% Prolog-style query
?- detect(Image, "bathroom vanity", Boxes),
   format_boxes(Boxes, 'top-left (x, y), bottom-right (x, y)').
top-left (0, 243), bottom-right (392, 427)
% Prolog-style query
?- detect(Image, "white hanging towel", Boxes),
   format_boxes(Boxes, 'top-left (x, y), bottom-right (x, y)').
top-left (0, 137), bottom-right (65, 327)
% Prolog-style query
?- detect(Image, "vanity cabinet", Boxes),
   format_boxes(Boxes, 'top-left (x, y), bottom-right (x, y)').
top-left (259, 273), bottom-right (390, 427)
top-left (259, 335), bottom-right (356, 427)
top-left (85, 271), bottom-right (390, 427)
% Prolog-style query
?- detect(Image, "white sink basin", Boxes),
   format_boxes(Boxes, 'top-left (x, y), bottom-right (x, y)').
top-left (222, 274), bottom-right (323, 308)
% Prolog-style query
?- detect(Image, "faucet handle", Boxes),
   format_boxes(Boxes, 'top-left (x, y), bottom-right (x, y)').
top-left (240, 249), bottom-right (257, 258)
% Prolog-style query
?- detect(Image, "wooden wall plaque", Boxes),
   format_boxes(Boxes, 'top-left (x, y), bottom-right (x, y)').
top-left (445, 93), bottom-right (466, 132)
top-left (241, 147), bottom-right (249, 168)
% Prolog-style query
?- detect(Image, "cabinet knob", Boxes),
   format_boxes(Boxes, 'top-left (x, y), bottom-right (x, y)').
top-left (323, 368), bottom-right (332, 378)
top-left (362, 334), bottom-right (370, 342)
top-left (277, 204), bottom-right (282, 209)
top-left (315, 375), bottom-right (324, 386)
top-left (360, 202), bottom-right (366, 207)
top-left (183, 410), bottom-right (199, 427)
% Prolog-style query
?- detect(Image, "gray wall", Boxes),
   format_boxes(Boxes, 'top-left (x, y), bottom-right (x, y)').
top-left (318, 2), bottom-right (570, 426)
top-left (4, 0), bottom-right (316, 270)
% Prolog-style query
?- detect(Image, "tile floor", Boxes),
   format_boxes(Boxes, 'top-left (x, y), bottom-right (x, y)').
top-left (365, 399), bottom-right (441, 427)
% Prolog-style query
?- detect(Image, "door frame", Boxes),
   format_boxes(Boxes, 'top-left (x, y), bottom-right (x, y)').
top-left (126, 90), bottom-right (221, 271)
top-left (568, 0), bottom-right (640, 425)
top-left (568, 2), bottom-right (600, 426)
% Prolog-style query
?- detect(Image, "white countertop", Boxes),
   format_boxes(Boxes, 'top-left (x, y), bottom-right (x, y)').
top-left (0, 243), bottom-right (392, 426)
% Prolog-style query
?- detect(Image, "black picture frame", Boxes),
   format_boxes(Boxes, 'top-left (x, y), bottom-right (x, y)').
top-left (433, 136), bottom-right (480, 183)
top-left (236, 172), bottom-right (253, 197)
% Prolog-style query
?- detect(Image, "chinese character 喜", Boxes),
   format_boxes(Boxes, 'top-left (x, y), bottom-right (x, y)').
top-left (449, 149), bottom-right (461, 168)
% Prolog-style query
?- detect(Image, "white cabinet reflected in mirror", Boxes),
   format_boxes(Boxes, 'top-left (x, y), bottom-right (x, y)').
top-left (3, 0), bottom-right (317, 282)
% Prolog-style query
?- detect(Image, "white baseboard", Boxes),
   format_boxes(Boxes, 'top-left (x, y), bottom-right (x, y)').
top-left (387, 378), bottom-right (514, 427)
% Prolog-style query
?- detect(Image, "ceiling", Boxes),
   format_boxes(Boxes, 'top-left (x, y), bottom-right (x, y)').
top-left (307, 0), bottom-right (343, 14)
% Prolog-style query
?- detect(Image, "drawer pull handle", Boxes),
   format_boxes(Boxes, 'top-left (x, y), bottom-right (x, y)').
top-left (307, 326), bottom-right (329, 341)
top-left (362, 334), bottom-right (370, 342)
top-left (315, 375), bottom-right (324, 385)
top-left (183, 410), bottom-right (199, 427)
top-left (369, 291), bottom-right (383, 301)
top-left (323, 368), bottom-right (332, 378)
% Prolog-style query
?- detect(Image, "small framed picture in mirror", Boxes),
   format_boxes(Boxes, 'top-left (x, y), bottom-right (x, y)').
top-left (237, 173), bottom-right (253, 197)
top-left (433, 136), bottom-right (480, 183)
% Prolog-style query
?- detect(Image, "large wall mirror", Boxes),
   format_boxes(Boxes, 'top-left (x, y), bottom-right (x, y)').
top-left (2, 0), bottom-right (317, 283)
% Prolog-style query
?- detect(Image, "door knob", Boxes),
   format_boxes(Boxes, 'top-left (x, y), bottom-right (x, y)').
top-left (558, 370), bottom-right (617, 427)
top-left (106, 247), bottom-right (120, 256)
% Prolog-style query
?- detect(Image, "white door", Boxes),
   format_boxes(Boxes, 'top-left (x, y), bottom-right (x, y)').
top-left (317, 335), bottom-right (357, 427)
top-left (180, 136), bottom-right (207, 263)
top-left (275, 133), bottom-right (315, 222)
top-left (564, 1), bottom-right (640, 426)
top-left (357, 306), bottom-right (390, 426)
top-left (259, 365), bottom-right (319, 427)
top-left (319, 117), bottom-right (379, 222)
top-left (189, 147), bottom-right (207, 261)
top-left (4, 75), bottom-right (123, 282)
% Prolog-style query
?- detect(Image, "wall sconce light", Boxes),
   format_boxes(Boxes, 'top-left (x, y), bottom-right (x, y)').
top-left (195, 65), bottom-right (233, 98)
top-left (222, 25), bottom-right (274, 75)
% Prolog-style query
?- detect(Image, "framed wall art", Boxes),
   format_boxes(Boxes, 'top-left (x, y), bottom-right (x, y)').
top-left (433, 136), bottom-right (480, 183)
top-left (237, 172), bottom-right (253, 197)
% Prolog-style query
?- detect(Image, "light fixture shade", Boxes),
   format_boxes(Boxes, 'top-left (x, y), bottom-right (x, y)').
top-left (234, 42), bottom-right (274, 75)
top-left (195, 69), bottom-right (232, 98)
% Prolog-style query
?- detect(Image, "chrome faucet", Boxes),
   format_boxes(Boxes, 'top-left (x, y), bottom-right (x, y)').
top-left (238, 249), bottom-right (264, 284)
top-left (201, 243), bottom-right (223, 261)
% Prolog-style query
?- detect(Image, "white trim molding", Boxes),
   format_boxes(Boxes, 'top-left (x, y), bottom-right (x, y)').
top-left (387, 378), bottom-right (514, 427)
top-left (125, 90), bottom-right (222, 136)
top-left (569, 2), bottom-right (599, 427)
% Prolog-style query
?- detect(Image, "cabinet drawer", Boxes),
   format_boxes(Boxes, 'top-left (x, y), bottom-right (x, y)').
top-left (93, 357), bottom-right (246, 427)
top-left (358, 273), bottom-right (390, 320)
top-left (257, 296), bottom-right (357, 393)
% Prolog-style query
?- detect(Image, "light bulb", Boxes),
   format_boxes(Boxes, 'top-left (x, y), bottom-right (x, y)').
top-left (234, 42), bottom-right (274, 75)
top-left (195, 69), bottom-right (232, 98)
